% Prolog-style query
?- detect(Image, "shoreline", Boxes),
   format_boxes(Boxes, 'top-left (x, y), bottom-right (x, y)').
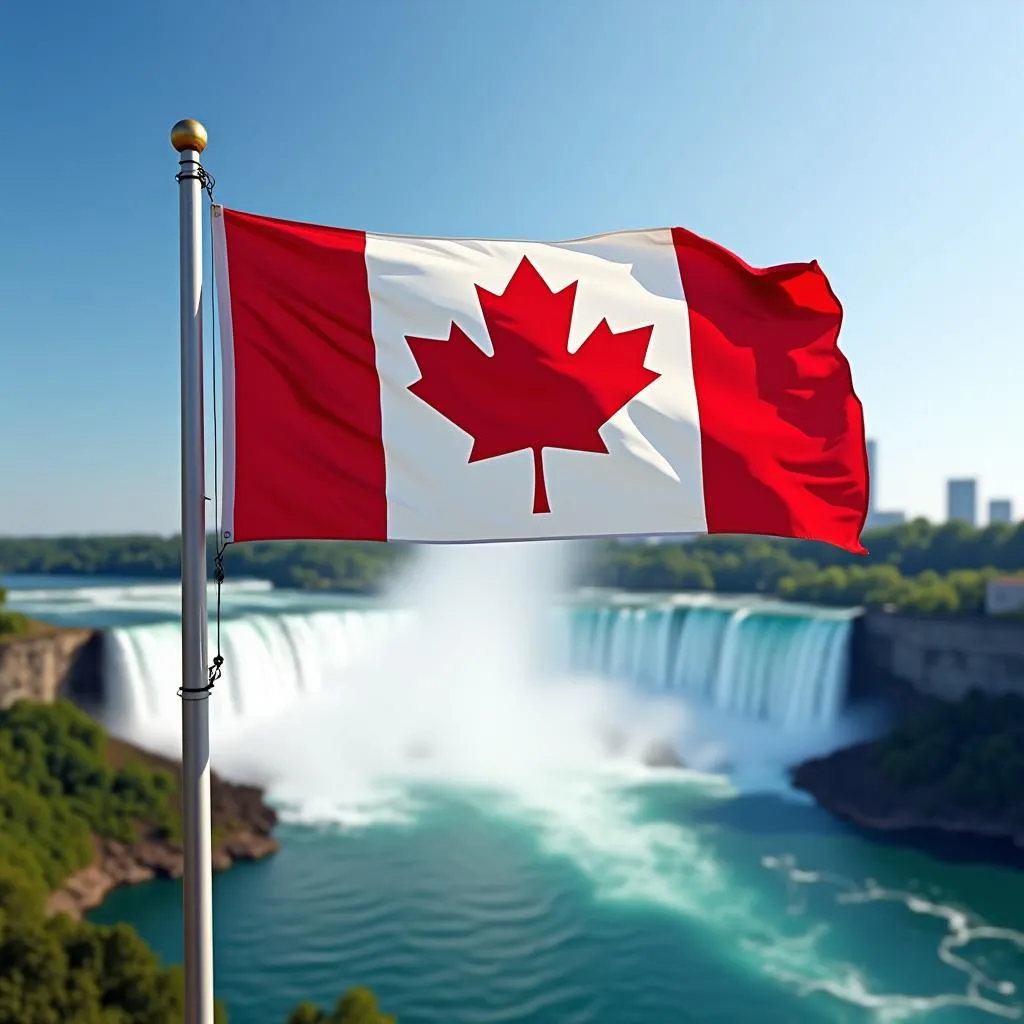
top-left (47, 828), bottom-right (279, 920)
top-left (791, 736), bottom-right (1024, 868)
top-left (49, 737), bottom-right (280, 920)
top-left (5, 619), bottom-right (1023, 886)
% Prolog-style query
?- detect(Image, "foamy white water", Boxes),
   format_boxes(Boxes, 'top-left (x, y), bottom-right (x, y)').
top-left (89, 542), bottom-right (867, 795)
top-left (74, 540), bottom-right (872, 802)
top-left (215, 543), bottom-right (691, 797)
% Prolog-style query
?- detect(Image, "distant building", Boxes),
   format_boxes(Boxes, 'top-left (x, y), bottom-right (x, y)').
top-left (862, 438), bottom-right (903, 529)
top-left (867, 510), bottom-right (906, 529)
top-left (989, 499), bottom-right (1013, 525)
top-left (947, 478), bottom-right (977, 526)
top-left (985, 576), bottom-right (1024, 616)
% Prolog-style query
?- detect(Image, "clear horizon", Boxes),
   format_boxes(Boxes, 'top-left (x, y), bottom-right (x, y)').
top-left (1, 0), bottom-right (1021, 534)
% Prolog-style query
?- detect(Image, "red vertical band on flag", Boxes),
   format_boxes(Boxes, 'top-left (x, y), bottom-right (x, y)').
top-left (672, 228), bottom-right (868, 553)
top-left (221, 209), bottom-right (387, 542)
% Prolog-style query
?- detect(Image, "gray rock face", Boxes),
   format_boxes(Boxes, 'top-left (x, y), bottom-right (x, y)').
top-left (0, 628), bottom-right (100, 708)
top-left (640, 740), bottom-right (686, 769)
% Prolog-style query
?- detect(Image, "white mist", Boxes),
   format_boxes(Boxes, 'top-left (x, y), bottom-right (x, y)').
top-left (217, 541), bottom-right (687, 803)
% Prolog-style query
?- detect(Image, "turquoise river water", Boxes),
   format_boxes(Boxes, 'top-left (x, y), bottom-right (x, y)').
top-left (6, 552), bottom-right (1024, 1024)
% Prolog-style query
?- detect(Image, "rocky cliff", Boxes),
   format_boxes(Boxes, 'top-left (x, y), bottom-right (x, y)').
top-left (853, 611), bottom-right (1024, 702)
top-left (793, 745), bottom-right (1024, 847)
top-left (0, 626), bottom-right (101, 708)
top-left (792, 691), bottom-right (1024, 859)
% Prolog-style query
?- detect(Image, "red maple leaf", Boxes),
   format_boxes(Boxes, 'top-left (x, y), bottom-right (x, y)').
top-left (405, 256), bottom-right (660, 514)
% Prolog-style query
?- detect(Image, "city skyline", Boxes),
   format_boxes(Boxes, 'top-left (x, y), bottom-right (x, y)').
top-left (867, 438), bottom-right (1017, 529)
top-left (0, 2), bottom-right (1021, 535)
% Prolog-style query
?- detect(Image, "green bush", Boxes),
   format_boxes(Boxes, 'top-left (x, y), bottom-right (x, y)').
top-left (873, 691), bottom-right (1024, 819)
top-left (0, 612), bottom-right (30, 637)
top-left (0, 586), bottom-right (31, 637)
top-left (0, 701), bottom-right (176, 852)
top-left (0, 700), bottom-right (226, 1023)
top-left (0, 699), bottom-right (391, 1023)
top-left (0, 914), bottom-right (233, 1024)
top-left (286, 987), bottom-right (397, 1024)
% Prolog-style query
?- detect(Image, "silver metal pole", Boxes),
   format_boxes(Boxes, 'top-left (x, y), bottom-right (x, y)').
top-left (171, 118), bottom-right (215, 1024)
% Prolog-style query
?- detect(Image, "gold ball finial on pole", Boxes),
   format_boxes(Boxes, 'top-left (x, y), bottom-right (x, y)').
top-left (170, 119), bottom-right (208, 154)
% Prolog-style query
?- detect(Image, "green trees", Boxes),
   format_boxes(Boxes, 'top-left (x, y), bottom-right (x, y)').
top-left (771, 563), bottom-right (991, 613)
top-left (0, 916), bottom-right (230, 1024)
top-left (0, 536), bottom-right (405, 595)
top-left (0, 698), bottom-right (393, 1023)
top-left (286, 987), bottom-right (397, 1024)
top-left (874, 691), bottom-right (1024, 820)
top-left (0, 700), bottom-right (223, 1024)
top-left (2, 519), bottom-right (1022, 612)
top-left (0, 701), bottom-right (177, 867)
top-left (581, 520), bottom-right (1024, 613)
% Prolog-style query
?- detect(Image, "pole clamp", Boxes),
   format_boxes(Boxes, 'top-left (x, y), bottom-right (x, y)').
top-left (175, 162), bottom-right (216, 201)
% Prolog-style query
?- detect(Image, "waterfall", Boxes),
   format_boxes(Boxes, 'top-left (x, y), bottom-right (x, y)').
top-left (562, 599), bottom-right (855, 730)
top-left (102, 594), bottom-right (856, 752)
top-left (102, 608), bottom-right (413, 746)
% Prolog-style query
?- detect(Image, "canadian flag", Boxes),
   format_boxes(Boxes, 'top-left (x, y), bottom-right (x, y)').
top-left (212, 208), bottom-right (868, 552)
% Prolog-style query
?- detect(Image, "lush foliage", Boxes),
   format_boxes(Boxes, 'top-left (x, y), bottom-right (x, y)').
top-left (0, 912), bottom-right (225, 1024)
top-left (0, 701), bottom-right (177, 887)
top-left (0, 700), bottom-right (221, 1023)
top-left (286, 987), bottom-right (397, 1024)
top-left (0, 536), bottom-right (406, 595)
top-left (0, 585), bottom-right (30, 638)
top-left (0, 699), bottom-right (393, 1022)
top-left (1, 519), bottom-right (1022, 613)
top-left (873, 691), bottom-right (1024, 820)
top-left (582, 519), bottom-right (1024, 613)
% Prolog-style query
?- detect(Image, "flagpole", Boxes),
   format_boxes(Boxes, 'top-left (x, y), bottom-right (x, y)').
top-left (171, 118), bottom-right (216, 1024)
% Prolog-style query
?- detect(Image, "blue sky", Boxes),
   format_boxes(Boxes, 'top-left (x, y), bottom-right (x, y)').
top-left (1, 0), bottom-right (1020, 535)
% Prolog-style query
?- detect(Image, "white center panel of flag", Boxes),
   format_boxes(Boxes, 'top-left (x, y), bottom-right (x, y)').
top-left (365, 230), bottom-right (709, 542)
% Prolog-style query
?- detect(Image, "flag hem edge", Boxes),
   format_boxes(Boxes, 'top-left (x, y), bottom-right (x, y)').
top-left (212, 208), bottom-right (237, 543)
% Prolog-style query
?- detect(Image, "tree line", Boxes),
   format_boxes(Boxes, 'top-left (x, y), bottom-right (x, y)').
top-left (0, 699), bottom-right (395, 1023)
top-left (873, 689), bottom-right (1024, 822)
top-left (1, 518), bottom-right (1023, 615)
top-left (585, 520), bottom-right (1024, 614)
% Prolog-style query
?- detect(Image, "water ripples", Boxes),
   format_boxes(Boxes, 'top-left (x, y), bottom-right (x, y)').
top-left (93, 776), bottom-right (1024, 1024)
top-left (761, 854), bottom-right (1024, 1021)
top-left (224, 812), bottom-right (607, 1024)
